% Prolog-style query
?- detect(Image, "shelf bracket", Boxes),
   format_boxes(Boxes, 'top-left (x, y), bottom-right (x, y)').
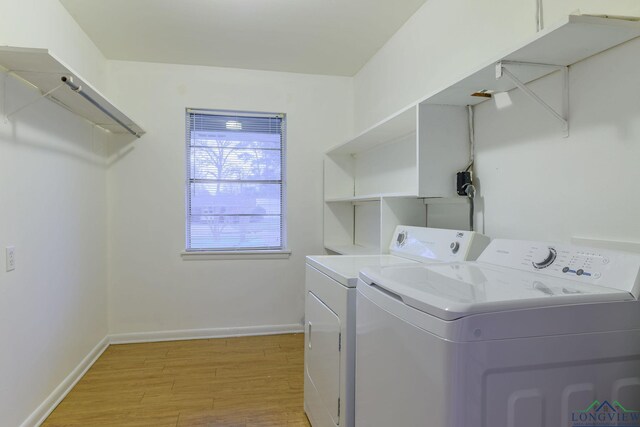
top-left (4, 74), bottom-right (64, 120)
top-left (496, 61), bottom-right (569, 138)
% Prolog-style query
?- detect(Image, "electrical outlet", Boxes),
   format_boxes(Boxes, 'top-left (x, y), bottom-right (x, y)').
top-left (6, 247), bottom-right (15, 272)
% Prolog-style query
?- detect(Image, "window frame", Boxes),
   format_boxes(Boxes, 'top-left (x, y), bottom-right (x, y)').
top-left (182, 108), bottom-right (289, 258)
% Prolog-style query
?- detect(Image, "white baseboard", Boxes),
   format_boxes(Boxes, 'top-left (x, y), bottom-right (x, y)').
top-left (22, 324), bottom-right (303, 426)
top-left (21, 335), bottom-right (110, 427)
top-left (109, 323), bottom-right (304, 344)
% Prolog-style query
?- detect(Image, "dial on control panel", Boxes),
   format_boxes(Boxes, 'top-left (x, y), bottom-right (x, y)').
top-left (532, 247), bottom-right (557, 269)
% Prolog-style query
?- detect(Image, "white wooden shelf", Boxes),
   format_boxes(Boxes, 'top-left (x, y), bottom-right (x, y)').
top-left (325, 193), bottom-right (420, 203)
top-left (424, 197), bottom-right (470, 205)
top-left (0, 46), bottom-right (145, 137)
top-left (420, 14), bottom-right (640, 107)
top-left (327, 105), bottom-right (416, 156)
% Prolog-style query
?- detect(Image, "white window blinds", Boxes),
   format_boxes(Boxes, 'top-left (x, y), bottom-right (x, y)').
top-left (186, 109), bottom-right (286, 251)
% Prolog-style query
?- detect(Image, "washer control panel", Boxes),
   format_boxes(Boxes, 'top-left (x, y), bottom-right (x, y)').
top-left (478, 239), bottom-right (640, 297)
top-left (389, 226), bottom-right (490, 262)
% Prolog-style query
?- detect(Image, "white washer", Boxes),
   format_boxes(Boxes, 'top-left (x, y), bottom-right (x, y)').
top-left (304, 226), bottom-right (490, 427)
top-left (355, 239), bottom-right (640, 427)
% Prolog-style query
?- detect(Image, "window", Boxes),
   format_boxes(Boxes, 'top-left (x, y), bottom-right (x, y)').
top-left (185, 109), bottom-right (286, 252)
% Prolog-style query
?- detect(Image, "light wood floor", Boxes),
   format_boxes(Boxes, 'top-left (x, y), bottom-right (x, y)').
top-left (43, 333), bottom-right (311, 426)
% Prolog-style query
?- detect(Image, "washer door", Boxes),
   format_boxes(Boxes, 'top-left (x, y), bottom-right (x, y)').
top-left (306, 291), bottom-right (341, 425)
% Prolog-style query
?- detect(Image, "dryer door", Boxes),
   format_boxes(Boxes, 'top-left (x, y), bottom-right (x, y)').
top-left (306, 291), bottom-right (341, 424)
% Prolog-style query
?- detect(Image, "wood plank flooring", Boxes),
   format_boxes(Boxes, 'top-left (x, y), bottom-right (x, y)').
top-left (43, 333), bottom-right (311, 426)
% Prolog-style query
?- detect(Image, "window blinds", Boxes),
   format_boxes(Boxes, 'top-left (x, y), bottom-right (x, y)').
top-left (186, 109), bottom-right (286, 251)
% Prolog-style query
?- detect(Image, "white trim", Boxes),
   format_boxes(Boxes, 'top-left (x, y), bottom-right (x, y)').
top-left (108, 324), bottom-right (304, 344)
top-left (21, 336), bottom-right (110, 427)
top-left (181, 249), bottom-right (291, 260)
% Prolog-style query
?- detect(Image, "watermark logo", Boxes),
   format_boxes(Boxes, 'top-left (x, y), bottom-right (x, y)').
top-left (571, 400), bottom-right (640, 426)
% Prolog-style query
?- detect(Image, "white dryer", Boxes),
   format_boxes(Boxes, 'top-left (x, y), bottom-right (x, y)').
top-left (304, 226), bottom-right (490, 427)
top-left (355, 239), bottom-right (640, 427)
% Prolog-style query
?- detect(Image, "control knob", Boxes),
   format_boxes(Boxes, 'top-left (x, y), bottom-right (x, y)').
top-left (532, 247), bottom-right (557, 269)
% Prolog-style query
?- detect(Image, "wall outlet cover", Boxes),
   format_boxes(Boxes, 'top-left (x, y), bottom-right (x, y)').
top-left (6, 246), bottom-right (15, 271)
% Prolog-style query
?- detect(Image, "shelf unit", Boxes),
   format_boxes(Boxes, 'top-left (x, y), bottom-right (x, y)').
top-left (325, 104), bottom-right (469, 199)
top-left (324, 103), bottom-right (470, 254)
top-left (324, 14), bottom-right (640, 254)
top-left (0, 46), bottom-right (145, 137)
top-left (324, 196), bottom-right (427, 255)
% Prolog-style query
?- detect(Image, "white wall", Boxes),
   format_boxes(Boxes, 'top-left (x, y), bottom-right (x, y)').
top-left (473, 38), bottom-right (640, 242)
top-left (0, 1), bottom-right (110, 425)
top-left (105, 61), bottom-right (352, 334)
top-left (353, 0), bottom-right (640, 244)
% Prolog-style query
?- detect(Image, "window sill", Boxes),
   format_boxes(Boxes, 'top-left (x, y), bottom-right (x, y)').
top-left (181, 250), bottom-right (291, 260)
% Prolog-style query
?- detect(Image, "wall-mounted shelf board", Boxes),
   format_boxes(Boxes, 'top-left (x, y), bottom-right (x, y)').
top-left (424, 197), bottom-right (470, 205)
top-left (420, 14), bottom-right (640, 107)
top-left (0, 46), bottom-right (145, 137)
top-left (325, 244), bottom-right (380, 255)
top-left (327, 105), bottom-right (416, 155)
top-left (325, 193), bottom-right (420, 203)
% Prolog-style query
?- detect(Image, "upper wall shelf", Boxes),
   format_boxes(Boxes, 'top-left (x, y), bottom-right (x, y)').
top-left (327, 14), bottom-right (640, 157)
top-left (0, 46), bottom-right (145, 137)
top-left (327, 105), bottom-right (416, 155)
top-left (421, 14), bottom-right (640, 106)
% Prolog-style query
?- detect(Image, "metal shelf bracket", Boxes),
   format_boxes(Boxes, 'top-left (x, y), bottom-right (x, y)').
top-left (3, 70), bottom-right (64, 121)
top-left (496, 61), bottom-right (570, 138)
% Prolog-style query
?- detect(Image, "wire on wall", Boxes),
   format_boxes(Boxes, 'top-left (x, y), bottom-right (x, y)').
top-left (464, 105), bottom-right (476, 231)
top-left (536, 0), bottom-right (544, 31)
top-left (465, 105), bottom-right (474, 172)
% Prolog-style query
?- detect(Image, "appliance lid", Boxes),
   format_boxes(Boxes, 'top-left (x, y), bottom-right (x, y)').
top-left (359, 262), bottom-right (636, 321)
top-left (306, 255), bottom-right (417, 287)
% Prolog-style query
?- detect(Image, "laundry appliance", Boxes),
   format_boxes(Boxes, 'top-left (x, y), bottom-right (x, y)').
top-left (304, 226), bottom-right (490, 427)
top-left (355, 238), bottom-right (640, 427)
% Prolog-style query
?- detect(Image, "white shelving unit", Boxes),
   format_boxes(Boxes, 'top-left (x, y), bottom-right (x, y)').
top-left (0, 46), bottom-right (145, 137)
top-left (324, 196), bottom-right (427, 255)
top-left (324, 14), bottom-right (640, 254)
top-left (323, 103), bottom-right (469, 254)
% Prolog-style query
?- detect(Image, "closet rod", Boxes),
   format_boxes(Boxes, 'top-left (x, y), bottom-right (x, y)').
top-left (61, 76), bottom-right (141, 138)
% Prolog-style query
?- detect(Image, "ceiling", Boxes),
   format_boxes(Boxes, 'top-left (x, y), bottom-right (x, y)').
top-left (60, 0), bottom-right (427, 76)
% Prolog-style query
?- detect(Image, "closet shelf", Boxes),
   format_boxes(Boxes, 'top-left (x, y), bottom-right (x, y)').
top-left (0, 46), bottom-right (145, 137)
